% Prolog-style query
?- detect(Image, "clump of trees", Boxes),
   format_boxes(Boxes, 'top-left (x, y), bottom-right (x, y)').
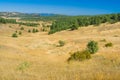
top-left (32, 28), bottom-right (39, 33)
top-left (49, 13), bottom-right (120, 34)
top-left (68, 40), bottom-right (99, 62)
top-left (18, 22), bottom-right (39, 27)
top-left (0, 18), bottom-right (16, 24)
top-left (0, 17), bottom-right (39, 27)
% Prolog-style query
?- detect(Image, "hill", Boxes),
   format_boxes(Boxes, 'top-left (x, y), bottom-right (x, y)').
top-left (0, 21), bottom-right (120, 80)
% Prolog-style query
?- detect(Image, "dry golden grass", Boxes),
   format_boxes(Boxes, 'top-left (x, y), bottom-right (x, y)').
top-left (0, 22), bottom-right (120, 80)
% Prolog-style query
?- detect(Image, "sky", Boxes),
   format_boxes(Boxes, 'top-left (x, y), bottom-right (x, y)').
top-left (0, 0), bottom-right (120, 15)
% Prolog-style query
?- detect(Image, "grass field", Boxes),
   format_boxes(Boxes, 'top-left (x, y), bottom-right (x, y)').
top-left (0, 22), bottom-right (120, 80)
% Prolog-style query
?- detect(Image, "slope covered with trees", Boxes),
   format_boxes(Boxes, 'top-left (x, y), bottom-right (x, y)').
top-left (0, 17), bottom-right (39, 27)
top-left (49, 13), bottom-right (120, 34)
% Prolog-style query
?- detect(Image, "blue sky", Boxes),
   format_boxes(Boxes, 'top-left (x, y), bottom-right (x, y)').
top-left (0, 0), bottom-right (120, 15)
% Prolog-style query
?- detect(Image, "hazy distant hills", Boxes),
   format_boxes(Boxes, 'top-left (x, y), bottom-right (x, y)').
top-left (0, 12), bottom-right (63, 18)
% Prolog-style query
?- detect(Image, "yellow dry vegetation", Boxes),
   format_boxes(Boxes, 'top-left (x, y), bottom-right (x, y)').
top-left (0, 22), bottom-right (120, 80)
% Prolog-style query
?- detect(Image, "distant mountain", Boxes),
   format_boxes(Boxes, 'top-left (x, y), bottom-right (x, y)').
top-left (0, 12), bottom-right (63, 18)
top-left (39, 13), bottom-right (58, 16)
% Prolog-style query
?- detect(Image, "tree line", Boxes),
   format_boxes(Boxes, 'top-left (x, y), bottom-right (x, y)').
top-left (49, 13), bottom-right (120, 34)
top-left (0, 17), bottom-right (39, 27)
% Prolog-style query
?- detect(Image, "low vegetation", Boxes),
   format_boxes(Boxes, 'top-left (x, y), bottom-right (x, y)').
top-left (20, 27), bottom-right (24, 30)
top-left (100, 39), bottom-right (107, 42)
top-left (32, 28), bottom-right (39, 33)
top-left (67, 50), bottom-right (91, 62)
top-left (87, 40), bottom-right (99, 54)
top-left (57, 40), bottom-right (65, 47)
top-left (105, 42), bottom-right (113, 47)
top-left (19, 31), bottom-right (22, 35)
top-left (17, 61), bottom-right (30, 73)
top-left (12, 33), bottom-right (18, 38)
top-left (68, 40), bottom-right (99, 62)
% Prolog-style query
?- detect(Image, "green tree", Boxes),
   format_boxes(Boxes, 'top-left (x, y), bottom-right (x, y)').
top-left (12, 33), bottom-right (18, 38)
top-left (19, 31), bottom-right (22, 35)
top-left (58, 40), bottom-right (65, 47)
top-left (20, 27), bottom-right (24, 30)
top-left (32, 28), bottom-right (36, 33)
top-left (67, 50), bottom-right (91, 62)
top-left (28, 29), bottom-right (31, 33)
top-left (87, 40), bottom-right (98, 54)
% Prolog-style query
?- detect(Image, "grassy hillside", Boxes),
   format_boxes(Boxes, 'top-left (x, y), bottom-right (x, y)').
top-left (0, 21), bottom-right (120, 80)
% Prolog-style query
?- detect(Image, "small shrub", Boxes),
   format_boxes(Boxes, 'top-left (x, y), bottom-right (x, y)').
top-left (20, 27), bottom-right (24, 30)
top-left (28, 29), bottom-right (31, 33)
top-left (12, 33), bottom-right (18, 38)
top-left (15, 30), bottom-right (18, 33)
top-left (105, 42), bottom-right (113, 47)
top-left (67, 50), bottom-right (91, 62)
top-left (87, 40), bottom-right (99, 54)
top-left (17, 61), bottom-right (30, 73)
top-left (36, 29), bottom-right (39, 32)
top-left (9, 26), bottom-right (12, 28)
top-left (32, 28), bottom-right (36, 33)
top-left (100, 39), bottom-right (106, 42)
top-left (19, 31), bottom-right (22, 35)
top-left (58, 40), bottom-right (65, 47)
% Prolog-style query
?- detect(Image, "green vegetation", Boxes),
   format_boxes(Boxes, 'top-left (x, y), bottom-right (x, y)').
top-left (0, 17), bottom-right (39, 27)
top-left (70, 23), bottom-right (79, 30)
top-left (19, 31), bottom-right (22, 35)
top-left (28, 29), bottom-right (31, 33)
top-left (35, 29), bottom-right (39, 32)
top-left (32, 28), bottom-right (36, 33)
top-left (49, 13), bottom-right (120, 34)
top-left (58, 40), bottom-right (65, 47)
top-left (18, 22), bottom-right (39, 27)
top-left (105, 42), bottom-right (113, 47)
top-left (87, 40), bottom-right (99, 54)
top-left (67, 40), bottom-right (99, 62)
top-left (17, 61), bottom-right (30, 73)
top-left (32, 28), bottom-right (39, 33)
top-left (9, 26), bottom-right (12, 28)
top-left (0, 18), bottom-right (16, 24)
top-left (15, 30), bottom-right (18, 33)
top-left (100, 39), bottom-right (107, 42)
top-left (12, 33), bottom-right (18, 38)
top-left (20, 27), bottom-right (24, 30)
top-left (67, 50), bottom-right (91, 62)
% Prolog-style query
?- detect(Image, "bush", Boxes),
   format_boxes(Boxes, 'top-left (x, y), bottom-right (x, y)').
top-left (87, 40), bottom-right (98, 54)
top-left (70, 24), bottom-right (78, 30)
top-left (19, 31), bottom-right (22, 35)
top-left (15, 30), bottom-right (18, 33)
top-left (20, 27), bottom-right (24, 30)
top-left (100, 39), bottom-right (106, 42)
top-left (17, 61), bottom-right (30, 73)
top-left (28, 29), bottom-right (31, 33)
top-left (35, 29), bottom-right (39, 32)
top-left (32, 28), bottom-right (36, 33)
top-left (12, 33), bottom-right (18, 38)
top-left (67, 50), bottom-right (91, 62)
top-left (58, 40), bottom-right (65, 47)
top-left (105, 42), bottom-right (113, 47)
